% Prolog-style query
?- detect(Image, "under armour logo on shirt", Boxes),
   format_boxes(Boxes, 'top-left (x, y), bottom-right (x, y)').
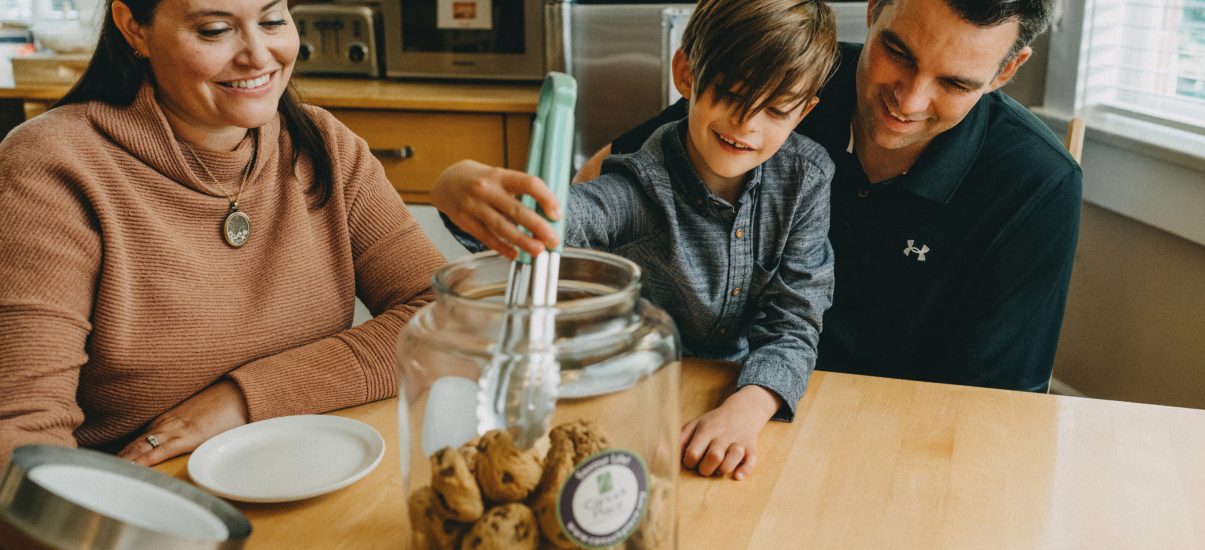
top-left (903, 239), bottom-right (929, 262)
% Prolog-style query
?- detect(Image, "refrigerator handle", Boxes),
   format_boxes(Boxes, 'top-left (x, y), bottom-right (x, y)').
top-left (545, 0), bottom-right (572, 75)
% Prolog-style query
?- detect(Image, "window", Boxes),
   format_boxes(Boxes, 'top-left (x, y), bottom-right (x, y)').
top-left (1038, 0), bottom-right (1205, 249)
top-left (1081, 0), bottom-right (1205, 132)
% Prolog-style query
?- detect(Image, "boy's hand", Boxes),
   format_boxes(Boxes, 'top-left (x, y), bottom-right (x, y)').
top-left (432, 160), bottom-right (563, 260)
top-left (680, 385), bottom-right (782, 481)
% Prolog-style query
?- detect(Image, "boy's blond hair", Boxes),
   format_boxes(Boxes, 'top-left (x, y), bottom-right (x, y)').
top-left (681, 0), bottom-right (838, 122)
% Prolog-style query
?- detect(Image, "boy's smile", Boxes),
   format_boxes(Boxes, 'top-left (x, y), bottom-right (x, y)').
top-left (713, 130), bottom-right (755, 152)
top-left (671, 50), bottom-right (818, 199)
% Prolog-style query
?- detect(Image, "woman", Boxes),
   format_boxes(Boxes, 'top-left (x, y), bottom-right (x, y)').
top-left (0, 0), bottom-right (444, 469)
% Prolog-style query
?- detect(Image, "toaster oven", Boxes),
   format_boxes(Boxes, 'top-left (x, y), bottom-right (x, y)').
top-left (291, 4), bottom-right (384, 78)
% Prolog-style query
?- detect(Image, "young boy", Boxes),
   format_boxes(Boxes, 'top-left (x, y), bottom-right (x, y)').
top-left (433, 0), bottom-right (837, 481)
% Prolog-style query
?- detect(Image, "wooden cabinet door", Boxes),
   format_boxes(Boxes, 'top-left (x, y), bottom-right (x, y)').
top-left (330, 109), bottom-right (506, 204)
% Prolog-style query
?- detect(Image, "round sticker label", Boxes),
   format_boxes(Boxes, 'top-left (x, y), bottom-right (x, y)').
top-left (557, 449), bottom-right (649, 548)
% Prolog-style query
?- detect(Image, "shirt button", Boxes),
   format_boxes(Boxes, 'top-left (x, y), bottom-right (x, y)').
top-left (731, 287), bottom-right (742, 297)
top-left (857, 190), bottom-right (869, 198)
top-left (696, 198), bottom-right (704, 206)
top-left (735, 228), bottom-right (745, 239)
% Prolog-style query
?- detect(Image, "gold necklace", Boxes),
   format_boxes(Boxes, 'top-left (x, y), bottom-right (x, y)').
top-left (183, 133), bottom-right (258, 248)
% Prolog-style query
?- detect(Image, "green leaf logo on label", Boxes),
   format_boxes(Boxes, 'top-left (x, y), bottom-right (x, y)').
top-left (597, 471), bottom-right (613, 494)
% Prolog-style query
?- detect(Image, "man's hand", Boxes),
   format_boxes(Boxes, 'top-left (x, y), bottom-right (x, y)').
top-left (679, 385), bottom-right (782, 480)
top-left (432, 160), bottom-right (562, 260)
top-left (118, 379), bottom-right (249, 466)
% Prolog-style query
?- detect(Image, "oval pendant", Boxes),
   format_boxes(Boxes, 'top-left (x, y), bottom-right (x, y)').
top-left (223, 210), bottom-right (252, 248)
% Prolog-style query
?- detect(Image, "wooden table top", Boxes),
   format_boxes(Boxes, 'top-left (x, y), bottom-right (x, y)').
top-left (147, 360), bottom-right (1205, 549)
top-left (0, 77), bottom-right (541, 113)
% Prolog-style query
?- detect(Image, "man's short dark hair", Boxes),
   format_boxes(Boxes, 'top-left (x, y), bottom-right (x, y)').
top-left (873, 0), bottom-right (1055, 61)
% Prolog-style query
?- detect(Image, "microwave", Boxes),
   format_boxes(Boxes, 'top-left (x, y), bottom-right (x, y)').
top-left (382, 0), bottom-right (563, 80)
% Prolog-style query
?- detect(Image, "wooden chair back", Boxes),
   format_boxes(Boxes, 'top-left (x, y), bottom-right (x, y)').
top-left (1063, 116), bottom-right (1085, 163)
top-left (1048, 116), bottom-right (1086, 395)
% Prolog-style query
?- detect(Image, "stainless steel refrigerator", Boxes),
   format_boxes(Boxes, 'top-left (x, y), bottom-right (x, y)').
top-left (548, 0), bottom-right (869, 169)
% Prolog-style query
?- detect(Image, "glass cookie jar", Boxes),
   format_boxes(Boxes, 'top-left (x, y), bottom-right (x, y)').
top-left (396, 249), bottom-right (680, 549)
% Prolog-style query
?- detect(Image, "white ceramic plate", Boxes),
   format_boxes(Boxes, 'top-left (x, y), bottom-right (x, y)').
top-left (188, 415), bottom-right (384, 503)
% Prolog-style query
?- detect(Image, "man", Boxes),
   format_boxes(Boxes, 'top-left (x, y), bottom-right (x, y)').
top-left (579, 0), bottom-right (1082, 392)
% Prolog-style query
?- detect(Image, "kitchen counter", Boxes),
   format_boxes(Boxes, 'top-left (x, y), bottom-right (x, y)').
top-left (0, 77), bottom-right (542, 204)
top-left (128, 360), bottom-right (1205, 548)
top-left (0, 76), bottom-right (541, 114)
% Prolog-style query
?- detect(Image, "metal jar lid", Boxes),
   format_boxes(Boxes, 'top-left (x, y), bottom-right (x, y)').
top-left (0, 445), bottom-right (251, 549)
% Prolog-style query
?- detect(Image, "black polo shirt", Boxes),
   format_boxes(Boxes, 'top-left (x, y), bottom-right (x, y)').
top-left (613, 43), bottom-right (1082, 392)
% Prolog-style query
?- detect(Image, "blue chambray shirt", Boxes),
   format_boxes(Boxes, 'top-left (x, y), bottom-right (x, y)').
top-left (451, 119), bottom-right (835, 420)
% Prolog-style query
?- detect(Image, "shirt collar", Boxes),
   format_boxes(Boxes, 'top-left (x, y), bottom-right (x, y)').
top-left (662, 119), bottom-right (763, 209)
top-left (88, 83), bottom-right (278, 197)
top-left (843, 102), bottom-right (990, 203)
top-left (893, 96), bottom-right (991, 204)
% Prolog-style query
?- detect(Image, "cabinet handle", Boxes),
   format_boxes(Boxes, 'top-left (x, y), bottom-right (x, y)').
top-left (371, 145), bottom-right (414, 160)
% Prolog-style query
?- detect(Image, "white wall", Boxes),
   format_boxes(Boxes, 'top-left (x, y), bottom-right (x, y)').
top-left (409, 204), bottom-right (472, 263)
top-left (353, 204), bottom-right (469, 326)
top-left (1034, 4), bottom-right (1205, 405)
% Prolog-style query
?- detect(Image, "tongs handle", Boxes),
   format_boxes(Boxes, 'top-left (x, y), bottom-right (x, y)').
top-left (483, 73), bottom-right (577, 447)
top-left (516, 72), bottom-right (577, 264)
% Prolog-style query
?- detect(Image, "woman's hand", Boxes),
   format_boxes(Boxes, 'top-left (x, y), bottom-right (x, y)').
top-left (432, 160), bottom-right (562, 260)
top-left (118, 379), bottom-right (249, 467)
top-left (679, 385), bottom-right (781, 481)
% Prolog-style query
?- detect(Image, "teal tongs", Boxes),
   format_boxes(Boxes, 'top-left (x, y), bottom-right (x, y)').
top-left (509, 71), bottom-right (576, 301)
top-left (479, 72), bottom-right (577, 449)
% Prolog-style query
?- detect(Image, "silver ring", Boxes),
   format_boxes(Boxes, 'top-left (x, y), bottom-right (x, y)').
top-left (146, 434), bottom-right (161, 448)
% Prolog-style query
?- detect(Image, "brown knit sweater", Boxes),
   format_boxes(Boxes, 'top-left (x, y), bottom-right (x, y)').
top-left (0, 85), bottom-right (445, 469)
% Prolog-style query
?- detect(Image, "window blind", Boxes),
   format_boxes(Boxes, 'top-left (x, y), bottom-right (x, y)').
top-left (1083, 0), bottom-right (1205, 131)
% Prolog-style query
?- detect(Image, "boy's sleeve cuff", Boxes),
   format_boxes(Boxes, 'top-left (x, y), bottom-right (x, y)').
top-left (736, 370), bottom-right (806, 423)
top-left (438, 210), bottom-right (490, 253)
